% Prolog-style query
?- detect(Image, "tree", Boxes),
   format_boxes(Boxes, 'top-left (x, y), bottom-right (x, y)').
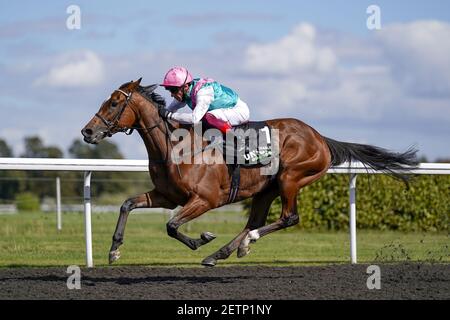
top-left (20, 136), bottom-right (63, 158)
top-left (0, 170), bottom-right (27, 201)
top-left (68, 139), bottom-right (124, 159)
top-left (94, 140), bottom-right (124, 159)
top-left (417, 155), bottom-right (428, 163)
top-left (46, 147), bottom-right (64, 158)
top-left (0, 138), bottom-right (25, 201)
top-left (18, 136), bottom-right (64, 200)
top-left (68, 139), bottom-right (92, 159)
top-left (0, 138), bottom-right (13, 157)
top-left (68, 138), bottom-right (128, 196)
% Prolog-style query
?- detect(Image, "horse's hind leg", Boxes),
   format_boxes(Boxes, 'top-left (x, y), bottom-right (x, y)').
top-left (238, 169), bottom-right (327, 255)
top-left (166, 195), bottom-right (216, 250)
top-left (109, 190), bottom-right (176, 264)
top-left (201, 185), bottom-right (279, 267)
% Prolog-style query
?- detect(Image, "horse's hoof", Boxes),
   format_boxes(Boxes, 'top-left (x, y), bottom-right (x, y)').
top-left (237, 234), bottom-right (251, 258)
top-left (109, 250), bottom-right (121, 264)
top-left (201, 231), bottom-right (216, 243)
top-left (237, 246), bottom-right (250, 258)
top-left (201, 257), bottom-right (217, 267)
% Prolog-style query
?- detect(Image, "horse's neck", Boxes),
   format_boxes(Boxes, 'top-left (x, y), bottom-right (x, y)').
top-left (135, 96), bottom-right (171, 162)
top-left (134, 94), bottom-right (205, 173)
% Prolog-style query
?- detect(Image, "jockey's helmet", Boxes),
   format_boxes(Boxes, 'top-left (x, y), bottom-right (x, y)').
top-left (160, 66), bottom-right (193, 88)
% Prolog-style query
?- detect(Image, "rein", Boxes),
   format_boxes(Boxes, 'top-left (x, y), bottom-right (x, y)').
top-left (95, 89), bottom-right (165, 137)
top-left (95, 89), bottom-right (182, 178)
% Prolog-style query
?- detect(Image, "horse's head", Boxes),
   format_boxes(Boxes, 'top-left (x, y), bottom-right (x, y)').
top-left (81, 78), bottom-right (142, 144)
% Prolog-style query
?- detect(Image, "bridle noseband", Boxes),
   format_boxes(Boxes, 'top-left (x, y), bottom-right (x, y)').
top-left (95, 89), bottom-right (135, 137)
top-left (95, 89), bottom-right (161, 137)
top-left (93, 88), bottom-right (181, 177)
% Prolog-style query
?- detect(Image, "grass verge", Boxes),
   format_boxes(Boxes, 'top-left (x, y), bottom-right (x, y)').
top-left (0, 211), bottom-right (448, 267)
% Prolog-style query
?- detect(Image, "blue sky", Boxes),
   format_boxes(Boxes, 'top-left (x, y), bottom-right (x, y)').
top-left (1, 1), bottom-right (449, 160)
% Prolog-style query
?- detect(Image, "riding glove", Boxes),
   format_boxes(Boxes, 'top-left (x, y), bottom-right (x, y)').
top-left (159, 108), bottom-right (173, 120)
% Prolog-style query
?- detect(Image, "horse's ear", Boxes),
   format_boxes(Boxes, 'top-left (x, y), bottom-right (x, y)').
top-left (128, 77), bottom-right (142, 91)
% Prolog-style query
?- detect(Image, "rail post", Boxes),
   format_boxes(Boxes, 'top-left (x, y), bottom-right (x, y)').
top-left (56, 176), bottom-right (61, 231)
top-left (349, 173), bottom-right (357, 264)
top-left (83, 171), bottom-right (93, 267)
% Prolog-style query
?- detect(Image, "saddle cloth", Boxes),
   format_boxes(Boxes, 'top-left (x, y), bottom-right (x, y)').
top-left (200, 121), bottom-right (275, 203)
top-left (206, 121), bottom-right (274, 167)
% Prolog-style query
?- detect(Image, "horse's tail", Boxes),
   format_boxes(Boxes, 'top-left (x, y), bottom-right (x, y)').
top-left (324, 137), bottom-right (419, 184)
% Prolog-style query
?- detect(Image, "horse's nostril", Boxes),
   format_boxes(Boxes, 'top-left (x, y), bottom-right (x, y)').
top-left (83, 128), bottom-right (93, 136)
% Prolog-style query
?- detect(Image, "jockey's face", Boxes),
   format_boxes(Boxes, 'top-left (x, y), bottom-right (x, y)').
top-left (166, 84), bottom-right (189, 102)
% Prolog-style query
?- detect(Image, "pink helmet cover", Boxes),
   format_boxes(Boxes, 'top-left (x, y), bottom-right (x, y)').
top-left (160, 66), bottom-right (193, 87)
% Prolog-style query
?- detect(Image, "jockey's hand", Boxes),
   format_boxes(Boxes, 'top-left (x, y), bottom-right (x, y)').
top-left (159, 108), bottom-right (173, 120)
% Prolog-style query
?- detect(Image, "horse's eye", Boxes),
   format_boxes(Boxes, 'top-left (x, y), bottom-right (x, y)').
top-left (111, 101), bottom-right (118, 108)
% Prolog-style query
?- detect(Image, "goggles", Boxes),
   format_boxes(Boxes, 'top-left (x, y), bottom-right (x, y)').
top-left (165, 86), bottom-right (181, 94)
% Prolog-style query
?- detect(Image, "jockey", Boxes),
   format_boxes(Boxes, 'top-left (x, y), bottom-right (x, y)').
top-left (159, 66), bottom-right (250, 134)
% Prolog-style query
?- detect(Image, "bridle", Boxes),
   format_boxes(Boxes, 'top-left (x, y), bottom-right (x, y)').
top-left (95, 88), bottom-right (171, 143)
top-left (95, 88), bottom-right (165, 150)
top-left (95, 89), bottom-right (133, 136)
top-left (94, 88), bottom-right (182, 178)
top-left (95, 89), bottom-right (163, 137)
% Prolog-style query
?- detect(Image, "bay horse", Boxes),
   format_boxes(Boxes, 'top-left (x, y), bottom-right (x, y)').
top-left (81, 78), bottom-right (418, 266)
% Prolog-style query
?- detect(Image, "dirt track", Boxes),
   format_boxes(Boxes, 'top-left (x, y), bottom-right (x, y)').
top-left (0, 263), bottom-right (448, 300)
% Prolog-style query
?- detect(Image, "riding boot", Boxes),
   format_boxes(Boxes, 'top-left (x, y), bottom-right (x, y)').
top-left (204, 113), bottom-right (232, 134)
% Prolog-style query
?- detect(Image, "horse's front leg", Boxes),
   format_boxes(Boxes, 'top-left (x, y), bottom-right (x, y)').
top-left (201, 184), bottom-right (279, 267)
top-left (166, 195), bottom-right (216, 251)
top-left (109, 189), bottom-right (176, 264)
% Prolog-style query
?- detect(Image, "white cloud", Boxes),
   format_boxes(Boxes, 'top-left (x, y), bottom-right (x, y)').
top-left (34, 50), bottom-right (104, 88)
top-left (377, 20), bottom-right (450, 97)
top-left (247, 73), bottom-right (394, 122)
top-left (3, 20), bottom-right (449, 161)
top-left (240, 20), bottom-right (450, 125)
top-left (244, 23), bottom-right (337, 75)
top-left (240, 23), bottom-right (395, 121)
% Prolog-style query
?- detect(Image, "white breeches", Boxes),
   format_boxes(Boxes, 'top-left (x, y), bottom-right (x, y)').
top-left (208, 98), bottom-right (250, 126)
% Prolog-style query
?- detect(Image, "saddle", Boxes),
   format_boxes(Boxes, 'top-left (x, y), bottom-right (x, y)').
top-left (203, 121), bottom-right (274, 167)
top-left (225, 121), bottom-right (274, 167)
top-left (204, 121), bottom-right (276, 203)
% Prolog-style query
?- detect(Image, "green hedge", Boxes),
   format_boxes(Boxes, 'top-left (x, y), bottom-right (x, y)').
top-left (244, 174), bottom-right (449, 232)
top-left (15, 192), bottom-right (40, 212)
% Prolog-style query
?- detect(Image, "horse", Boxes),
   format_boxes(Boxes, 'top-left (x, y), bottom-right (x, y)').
top-left (81, 78), bottom-right (418, 266)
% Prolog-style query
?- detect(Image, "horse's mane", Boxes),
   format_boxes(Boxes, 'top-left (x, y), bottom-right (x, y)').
top-left (138, 84), bottom-right (166, 109)
top-left (119, 81), bottom-right (166, 109)
top-left (118, 80), bottom-right (189, 133)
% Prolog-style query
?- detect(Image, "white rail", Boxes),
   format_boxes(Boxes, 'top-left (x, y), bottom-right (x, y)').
top-left (1, 157), bottom-right (449, 267)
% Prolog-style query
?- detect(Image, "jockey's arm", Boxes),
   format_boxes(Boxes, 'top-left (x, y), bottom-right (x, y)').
top-left (170, 86), bottom-right (214, 124)
top-left (166, 100), bottom-right (186, 112)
